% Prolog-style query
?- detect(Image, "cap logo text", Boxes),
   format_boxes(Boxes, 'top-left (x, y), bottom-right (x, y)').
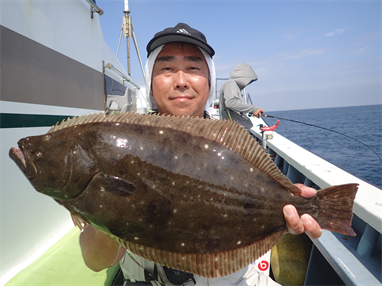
top-left (176, 28), bottom-right (191, 36)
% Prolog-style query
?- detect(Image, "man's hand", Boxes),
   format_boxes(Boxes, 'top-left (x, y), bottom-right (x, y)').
top-left (253, 108), bottom-right (265, 118)
top-left (283, 183), bottom-right (322, 239)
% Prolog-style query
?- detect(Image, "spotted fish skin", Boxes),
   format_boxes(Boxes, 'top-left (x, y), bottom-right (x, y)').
top-left (9, 112), bottom-right (358, 277)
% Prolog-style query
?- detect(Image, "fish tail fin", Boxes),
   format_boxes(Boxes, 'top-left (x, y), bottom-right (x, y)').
top-left (316, 183), bottom-right (358, 236)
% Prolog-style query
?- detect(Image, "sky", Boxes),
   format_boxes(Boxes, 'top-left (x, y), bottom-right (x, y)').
top-left (97, 0), bottom-right (381, 112)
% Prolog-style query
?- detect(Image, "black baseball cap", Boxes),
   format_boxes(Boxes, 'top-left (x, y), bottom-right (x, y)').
top-left (146, 23), bottom-right (215, 58)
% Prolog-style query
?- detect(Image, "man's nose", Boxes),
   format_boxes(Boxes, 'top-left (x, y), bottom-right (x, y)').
top-left (174, 70), bottom-right (189, 89)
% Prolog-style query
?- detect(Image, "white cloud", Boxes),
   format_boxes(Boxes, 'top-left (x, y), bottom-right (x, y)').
top-left (304, 37), bottom-right (324, 42)
top-left (285, 48), bottom-right (325, 60)
top-left (354, 45), bottom-right (371, 54)
top-left (284, 33), bottom-right (296, 40)
top-left (325, 27), bottom-right (348, 37)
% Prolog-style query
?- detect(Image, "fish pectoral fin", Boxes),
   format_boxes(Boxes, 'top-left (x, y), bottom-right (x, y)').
top-left (71, 213), bottom-right (87, 230)
top-left (90, 173), bottom-right (136, 196)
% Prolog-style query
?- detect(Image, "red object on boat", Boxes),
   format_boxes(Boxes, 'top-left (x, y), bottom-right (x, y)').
top-left (260, 120), bottom-right (280, 132)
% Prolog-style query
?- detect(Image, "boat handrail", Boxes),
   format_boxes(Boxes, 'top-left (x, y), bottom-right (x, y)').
top-left (215, 78), bottom-right (229, 99)
top-left (104, 63), bottom-right (140, 89)
top-left (249, 116), bottom-right (381, 286)
top-left (214, 78), bottom-right (251, 105)
top-left (246, 93), bottom-right (253, 105)
top-left (85, 0), bottom-right (104, 15)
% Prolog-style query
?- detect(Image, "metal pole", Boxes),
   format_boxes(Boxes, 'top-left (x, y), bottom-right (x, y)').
top-left (262, 131), bottom-right (267, 150)
top-left (215, 78), bottom-right (229, 99)
top-left (357, 224), bottom-right (379, 258)
top-left (124, 12), bottom-right (131, 77)
top-left (86, 0), bottom-right (104, 15)
top-left (215, 78), bottom-right (218, 99)
top-left (132, 29), bottom-right (146, 85)
top-left (124, 0), bottom-right (131, 77)
top-left (105, 63), bottom-right (140, 89)
top-left (116, 28), bottom-right (123, 57)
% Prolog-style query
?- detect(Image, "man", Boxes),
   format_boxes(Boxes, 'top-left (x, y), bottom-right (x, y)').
top-left (220, 63), bottom-right (264, 130)
top-left (80, 23), bottom-right (321, 285)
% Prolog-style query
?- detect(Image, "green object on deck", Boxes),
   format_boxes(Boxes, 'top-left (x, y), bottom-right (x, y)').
top-left (6, 227), bottom-right (109, 286)
top-left (271, 233), bottom-right (313, 286)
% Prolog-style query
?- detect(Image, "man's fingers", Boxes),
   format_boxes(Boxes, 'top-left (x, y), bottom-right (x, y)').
top-left (301, 214), bottom-right (322, 239)
top-left (283, 205), bottom-right (304, 235)
top-left (283, 205), bottom-right (323, 238)
top-left (283, 184), bottom-right (323, 239)
top-left (295, 183), bottom-right (316, 198)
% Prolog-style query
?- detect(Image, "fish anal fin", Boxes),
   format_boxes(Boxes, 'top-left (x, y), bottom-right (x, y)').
top-left (115, 230), bottom-right (283, 278)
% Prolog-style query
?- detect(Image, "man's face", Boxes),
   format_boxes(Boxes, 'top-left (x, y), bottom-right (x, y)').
top-left (151, 43), bottom-right (210, 118)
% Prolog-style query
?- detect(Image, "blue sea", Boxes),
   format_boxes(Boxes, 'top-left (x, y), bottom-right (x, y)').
top-left (263, 104), bottom-right (382, 189)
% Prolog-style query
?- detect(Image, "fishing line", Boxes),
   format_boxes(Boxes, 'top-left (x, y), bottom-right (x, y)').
top-left (263, 114), bottom-right (382, 162)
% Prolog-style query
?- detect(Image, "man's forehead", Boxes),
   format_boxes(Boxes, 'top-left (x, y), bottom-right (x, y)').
top-left (156, 43), bottom-right (205, 62)
top-left (156, 55), bottom-right (204, 62)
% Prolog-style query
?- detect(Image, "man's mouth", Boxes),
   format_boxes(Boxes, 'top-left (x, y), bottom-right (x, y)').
top-left (170, 96), bottom-right (194, 102)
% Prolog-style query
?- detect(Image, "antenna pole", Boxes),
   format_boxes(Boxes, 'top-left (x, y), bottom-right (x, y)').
top-left (123, 0), bottom-right (131, 77)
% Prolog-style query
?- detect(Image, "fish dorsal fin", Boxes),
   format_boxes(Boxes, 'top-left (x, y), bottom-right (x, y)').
top-left (49, 112), bottom-right (300, 193)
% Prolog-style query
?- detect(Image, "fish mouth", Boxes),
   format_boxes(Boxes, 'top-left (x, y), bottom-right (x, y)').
top-left (9, 147), bottom-right (26, 171)
top-left (9, 147), bottom-right (36, 178)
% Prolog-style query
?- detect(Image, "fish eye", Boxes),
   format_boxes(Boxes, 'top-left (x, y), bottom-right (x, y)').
top-left (33, 151), bottom-right (43, 161)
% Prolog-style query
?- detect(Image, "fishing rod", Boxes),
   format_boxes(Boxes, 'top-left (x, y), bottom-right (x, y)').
top-left (262, 114), bottom-right (382, 162)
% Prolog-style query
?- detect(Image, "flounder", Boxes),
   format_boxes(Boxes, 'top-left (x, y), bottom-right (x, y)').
top-left (9, 112), bottom-right (358, 278)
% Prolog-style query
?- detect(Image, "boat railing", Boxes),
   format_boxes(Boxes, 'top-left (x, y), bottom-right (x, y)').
top-left (246, 93), bottom-right (253, 105)
top-left (85, 0), bottom-right (104, 16)
top-left (249, 116), bottom-right (382, 286)
top-left (213, 79), bottom-right (251, 107)
top-left (104, 63), bottom-right (150, 113)
top-left (214, 78), bottom-right (228, 99)
top-left (104, 63), bottom-right (140, 89)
